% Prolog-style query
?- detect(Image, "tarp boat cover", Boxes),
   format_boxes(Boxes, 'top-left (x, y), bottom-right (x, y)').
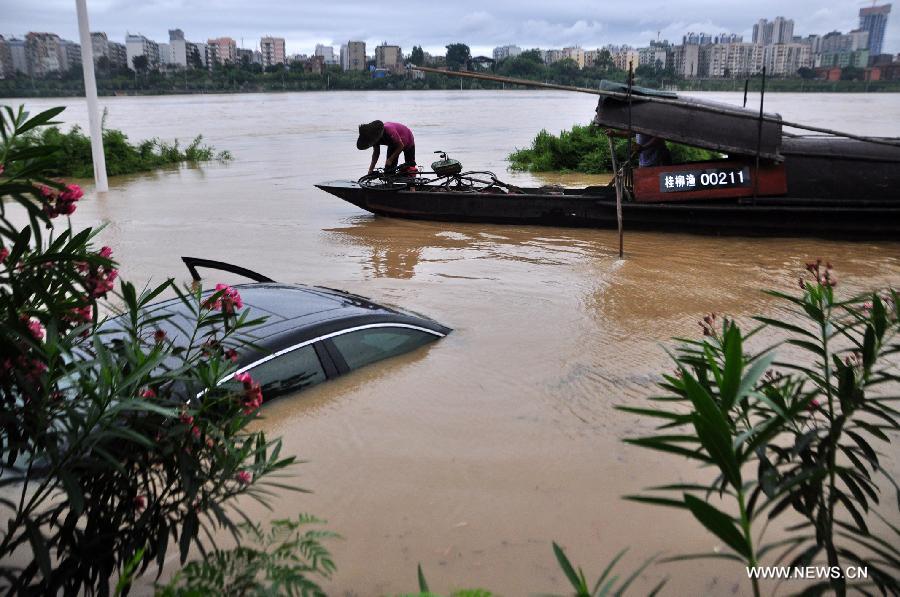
top-left (593, 92), bottom-right (784, 160)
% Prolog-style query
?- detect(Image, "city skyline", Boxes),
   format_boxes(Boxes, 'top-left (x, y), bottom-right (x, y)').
top-left (4, 0), bottom-right (898, 58)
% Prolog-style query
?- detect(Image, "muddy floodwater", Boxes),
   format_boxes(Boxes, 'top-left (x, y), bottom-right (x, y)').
top-left (7, 90), bottom-right (900, 595)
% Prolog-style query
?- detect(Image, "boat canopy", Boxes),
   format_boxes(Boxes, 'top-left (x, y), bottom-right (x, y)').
top-left (592, 87), bottom-right (784, 160)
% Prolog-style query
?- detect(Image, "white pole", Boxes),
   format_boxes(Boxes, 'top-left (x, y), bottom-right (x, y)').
top-left (75, 0), bottom-right (108, 192)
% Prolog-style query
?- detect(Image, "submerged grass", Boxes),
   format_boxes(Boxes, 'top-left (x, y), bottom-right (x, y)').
top-left (23, 125), bottom-right (232, 178)
top-left (508, 124), bottom-right (720, 174)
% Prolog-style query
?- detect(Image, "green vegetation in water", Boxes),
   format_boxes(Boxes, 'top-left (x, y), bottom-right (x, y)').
top-left (21, 123), bottom-right (231, 178)
top-left (508, 124), bottom-right (721, 174)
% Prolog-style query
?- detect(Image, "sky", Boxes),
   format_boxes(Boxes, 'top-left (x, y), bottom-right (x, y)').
top-left (3, 0), bottom-right (898, 56)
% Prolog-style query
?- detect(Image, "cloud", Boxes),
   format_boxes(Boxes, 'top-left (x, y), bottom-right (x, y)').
top-left (2, 0), bottom-right (896, 54)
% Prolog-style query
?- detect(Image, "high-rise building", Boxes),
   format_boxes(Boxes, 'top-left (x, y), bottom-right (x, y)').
top-left (772, 17), bottom-right (794, 44)
top-left (168, 29), bottom-right (188, 67)
top-left (819, 30), bottom-right (869, 53)
top-left (492, 45), bottom-right (522, 61)
top-left (638, 42), bottom-right (668, 69)
top-left (0, 37), bottom-right (13, 78)
top-left (25, 32), bottom-right (63, 76)
top-left (260, 36), bottom-right (285, 67)
top-left (562, 47), bottom-right (585, 68)
top-left (859, 4), bottom-right (891, 55)
top-left (91, 32), bottom-right (109, 62)
top-left (764, 42), bottom-right (810, 75)
top-left (7, 38), bottom-right (27, 74)
top-left (186, 42), bottom-right (204, 68)
top-left (125, 33), bottom-right (160, 70)
top-left (674, 43), bottom-right (700, 77)
top-left (158, 42), bottom-right (172, 65)
top-left (753, 19), bottom-right (772, 45)
top-left (206, 37), bottom-right (237, 66)
top-left (753, 17), bottom-right (794, 45)
top-left (315, 44), bottom-right (337, 65)
top-left (59, 40), bottom-right (82, 72)
top-left (108, 41), bottom-right (127, 69)
top-left (375, 43), bottom-right (402, 73)
top-left (543, 49), bottom-right (563, 64)
top-left (347, 41), bottom-right (366, 71)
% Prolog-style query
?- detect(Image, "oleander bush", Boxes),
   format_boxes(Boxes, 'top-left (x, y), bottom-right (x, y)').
top-left (0, 106), bottom-right (314, 594)
top-left (620, 263), bottom-right (899, 595)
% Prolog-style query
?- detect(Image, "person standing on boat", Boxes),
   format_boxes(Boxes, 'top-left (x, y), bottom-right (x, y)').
top-left (634, 133), bottom-right (672, 167)
top-left (357, 120), bottom-right (417, 174)
top-left (606, 129), bottom-right (671, 167)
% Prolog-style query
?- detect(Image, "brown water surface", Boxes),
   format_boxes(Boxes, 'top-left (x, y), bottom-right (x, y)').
top-left (5, 90), bottom-right (900, 595)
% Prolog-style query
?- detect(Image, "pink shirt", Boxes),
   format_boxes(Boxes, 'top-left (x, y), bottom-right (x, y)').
top-left (382, 122), bottom-right (414, 147)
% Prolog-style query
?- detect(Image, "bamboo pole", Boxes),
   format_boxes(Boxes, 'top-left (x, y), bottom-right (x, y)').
top-left (411, 66), bottom-right (900, 148)
top-left (753, 67), bottom-right (766, 202)
top-left (607, 134), bottom-right (624, 259)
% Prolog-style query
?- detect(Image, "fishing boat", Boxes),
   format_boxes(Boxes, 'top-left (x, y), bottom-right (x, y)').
top-left (316, 76), bottom-right (900, 239)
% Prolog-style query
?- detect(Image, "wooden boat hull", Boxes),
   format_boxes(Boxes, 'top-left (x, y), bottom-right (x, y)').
top-left (315, 181), bottom-right (900, 239)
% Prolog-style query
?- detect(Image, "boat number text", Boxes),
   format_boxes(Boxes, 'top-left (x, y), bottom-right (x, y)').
top-left (659, 167), bottom-right (752, 193)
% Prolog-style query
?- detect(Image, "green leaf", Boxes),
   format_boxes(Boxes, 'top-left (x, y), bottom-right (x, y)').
top-left (736, 352), bottom-right (777, 408)
top-left (692, 413), bottom-right (741, 489)
top-left (15, 106), bottom-right (65, 135)
top-left (59, 470), bottom-right (85, 515)
top-left (862, 324), bottom-right (876, 370)
top-left (719, 324), bottom-right (743, 410)
top-left (552, 542), bottom-right (587, 593)
top-left (26, 521), bottom-right (52, 580)
top-left (683, 494), bottom-right (751, 560)
top-left (623, 495), bottom-right (689, 509)
top-left (417, 563), bottom-right (430, 592)
top-left (752, 316), bottom-right (817, 339)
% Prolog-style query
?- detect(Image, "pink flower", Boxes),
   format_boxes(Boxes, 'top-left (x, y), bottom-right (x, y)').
top-left (235, 471), bottom-right (252, 485)
top-left (36, 183), bottom-right (54, 198)
top-left (0, 163), bottom-right (5, 175)
top-left (225, 348), bottom-right (238, 363)
top-left (153, 329), bottom-right (166, 343)
top-left (25, 317), bottom-right (45, 341)
top-left (180, 412), bottom-right (194, 425)
top-left (807, 398), bottom-right (821, 412)
top-left (0, 247), bottom-right (8, 263)
top-left (191, 426), bottom-right (201, 439)
top-left (204, 284), bottom-right (243, 314)
top-left (140, 388), bottom-right (156, 399)
top-left (241, 384), bottom-right (263, 414)
top-left (68, 304), bottom-right (93, 323)
top-left (99, 246), bottom-right (113, 259)
top-left (60, 184), bottom-right (83, 202)
top-left (235, 372), bottom-right (253, 385)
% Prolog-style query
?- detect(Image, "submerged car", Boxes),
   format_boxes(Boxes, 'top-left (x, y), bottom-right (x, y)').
top-left (116, 258), bottom-right (450, 401)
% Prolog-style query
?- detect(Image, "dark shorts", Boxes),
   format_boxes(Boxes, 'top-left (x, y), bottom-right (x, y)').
top-left (386, 142), bottom-right (416, 166)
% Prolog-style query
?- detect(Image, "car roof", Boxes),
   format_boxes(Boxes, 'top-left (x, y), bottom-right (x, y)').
top-left (113, 283), bottom-right (450, 364)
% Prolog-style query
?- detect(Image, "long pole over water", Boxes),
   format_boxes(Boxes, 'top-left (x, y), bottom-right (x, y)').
top-left (75, 0), bottom-right (108, 192)
top-left (411, 66), bottom-right (900, 148)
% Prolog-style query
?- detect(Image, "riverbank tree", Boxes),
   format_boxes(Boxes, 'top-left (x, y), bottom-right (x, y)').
top-left (4, 59), bottom-right (899, 99)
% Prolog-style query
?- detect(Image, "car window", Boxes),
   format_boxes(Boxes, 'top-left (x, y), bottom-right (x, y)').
top-left (244, 345), bottom-right (326, 399)
top-left (331, 327), bottom-right (437, 371)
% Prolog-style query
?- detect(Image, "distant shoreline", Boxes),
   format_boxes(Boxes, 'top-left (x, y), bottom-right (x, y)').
top-left (4, 80), bottom-right (900, 100)
top-left (5, 65), bottom-right (900, 100)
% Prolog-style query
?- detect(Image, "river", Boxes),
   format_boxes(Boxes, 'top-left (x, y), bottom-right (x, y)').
top-left (5, 90), bottom-right (900, 595)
